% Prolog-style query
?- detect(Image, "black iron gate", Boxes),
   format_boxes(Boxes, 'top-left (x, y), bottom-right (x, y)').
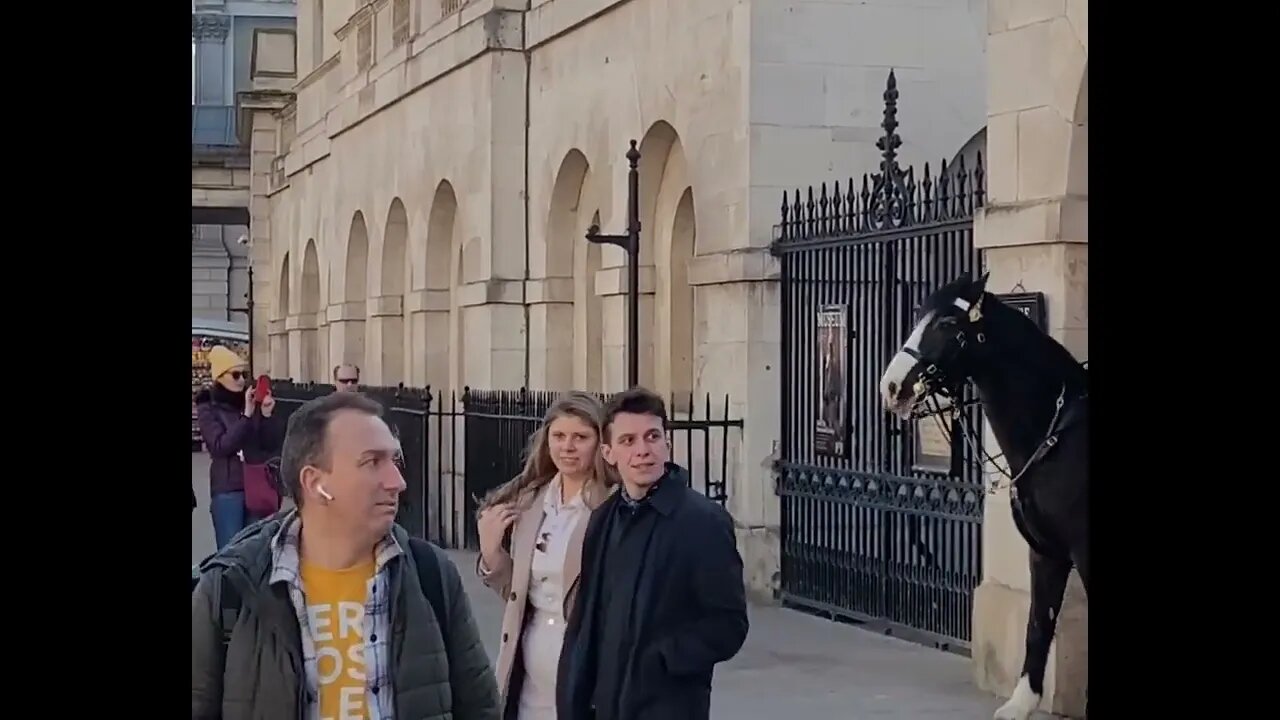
top-left (771, 71), bottom-right (987, 652)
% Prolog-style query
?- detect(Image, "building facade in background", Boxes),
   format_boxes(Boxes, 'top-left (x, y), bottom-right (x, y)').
top-left (192, 0), bottom-right (297, 329)
top-left (239, 0), bottom-right (1088, 716)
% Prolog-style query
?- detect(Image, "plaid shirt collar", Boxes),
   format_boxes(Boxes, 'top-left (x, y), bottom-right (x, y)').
top-left (266, 511), bottom-right (405, 584)
top-left (267, 511), bottom-right (405, 720)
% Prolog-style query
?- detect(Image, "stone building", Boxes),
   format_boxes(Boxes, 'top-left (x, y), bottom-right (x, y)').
top-left (191, 0), bottom-right (298, 330)
top-left (237, 0), bottom-right (1087, 715)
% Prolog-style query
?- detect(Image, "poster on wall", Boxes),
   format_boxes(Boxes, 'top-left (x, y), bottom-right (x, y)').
top-left (814, 304), bottom-right (849, 458)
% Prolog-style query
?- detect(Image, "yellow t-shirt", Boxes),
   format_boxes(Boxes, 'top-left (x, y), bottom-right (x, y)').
top-left (301, 557), bottom-right (376, 720)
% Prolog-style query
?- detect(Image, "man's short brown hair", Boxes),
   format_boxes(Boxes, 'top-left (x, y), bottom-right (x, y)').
top-left (602, 386), bottom-right (668, 443)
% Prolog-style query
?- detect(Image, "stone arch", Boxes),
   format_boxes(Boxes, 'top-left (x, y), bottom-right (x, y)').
top-left (337, 211), bottom-right (369, 377)
top-left (539, 149), bottom-right (592, 391)
top-left (664, 188), bottom-right (696, 404)
top-left (641, 122), bottom-right (696, 406)
top-left (272, 251), bottom-right (291, 378)
top-left (576, 209), bottom-right (603, 391)
top-left (378, 198), bottom-right (409, 385)
top-left (1068, 64), bottom-right (1088, 206)
top-left (299, 238), bottom-right (322, 381)
top-left (422, 180), bottom-right (458, 392)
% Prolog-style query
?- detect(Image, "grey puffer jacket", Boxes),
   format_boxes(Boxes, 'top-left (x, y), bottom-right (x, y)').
top-left (191, 512), bottom-right (501, 720)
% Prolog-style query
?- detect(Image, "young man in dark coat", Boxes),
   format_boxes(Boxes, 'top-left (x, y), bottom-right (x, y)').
top-left (557, 386), bottom-right (749, 720)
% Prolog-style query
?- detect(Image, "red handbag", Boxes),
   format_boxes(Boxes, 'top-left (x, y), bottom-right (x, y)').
top-left (243, 462), bottom-right (281, 517)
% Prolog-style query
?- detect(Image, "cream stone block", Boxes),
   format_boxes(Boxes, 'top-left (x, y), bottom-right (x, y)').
top-left (601, 294), bottom-right (655, 392)
top-left (986, 112), bottom-right (1020, 206)
top-left (982, 243), bottom-right (1087, 335)
top-left (1060, 195), bottom-right (1087, 243)
top-left (977, 196), bottom-right (1090, 250)
top-left (987, 0), bottom-right (1011, 33)
top-left (268, 319), bottom-right (287, 336)
top-left (737, 526), bottom-right (781, 604)
top-left (1006, 0), bottom-right (1065, 31)
top-left (525, 277), bottom-right (574, 305)
top-left (988, 21), bottom-right (1055, 115)
top-left (367, 315), bottom-right (408, 386)
top-left (368, 294), bottom-right (404, 317)
top-left (973, 576), bottom-right (1088, 718)
top-left (1017, 106), bottom-right (1073, 201)
top-left (326, 301), bottom-right (367, 323)
top-left (410, 309), bottom-right (451, 391)
top-left (455, 279), bottom-right (524, 308)
top-left (285, 313), bottom-right (320, 331)
top-left (528, 302), bottom-right (575, 391)
top-left (328, 319), bottom-right (366, 371)
top-left (595, 265), bottom-right (656, 296)
top-left (269, 334), bottom-right (290, 379)
top-left (1059, 327), bottom-right (1088, 364)
top-left (686, 249), bottom-right (779, 287)
top-left (405, 290), bottom-right (451, 314)
top-left (1050, 18), bottom-right (1089, 128)
top-left (1066, 0), bottom-right (1088, 53)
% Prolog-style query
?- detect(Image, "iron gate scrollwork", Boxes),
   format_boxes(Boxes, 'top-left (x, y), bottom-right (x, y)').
top-left (771, 70), bottom-right (988, 651)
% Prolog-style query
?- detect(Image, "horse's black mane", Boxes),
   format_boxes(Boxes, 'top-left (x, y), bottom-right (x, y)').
top-left (921, 277), bottom-right (1088, 389)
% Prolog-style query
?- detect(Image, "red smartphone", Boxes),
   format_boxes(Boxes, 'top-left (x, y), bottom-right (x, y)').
top-left (255, 374), bottom-right (272, 400)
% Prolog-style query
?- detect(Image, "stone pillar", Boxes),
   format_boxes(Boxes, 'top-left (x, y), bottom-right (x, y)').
top-left (406, 290), bottom-right (451, 391)
top-left (327, 302), bottom-right (367, 376)
top-left (688, 249), bottom-right (781, 602)
top-left (454, 280), bottom-right (527, 390)
top-left (268, 320), bottom-right (289, 378)
top-left (247, 111), bottom-right (279, 376)
top-left (526, 277), bottom-right (575, 391)
top-left (286, 312), bottom-right (321, 382)
top-left (597, 265), bottom-right (655, 392)
top-left (971, 2), bottom-right (1088, 717)
top-left (366, 295), bottom-right (406, 386)
top-left (191, 14), bottom-right (230, 106)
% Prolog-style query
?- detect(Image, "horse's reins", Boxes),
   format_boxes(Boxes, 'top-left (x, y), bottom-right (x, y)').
top-left (904, 295), bottom-right (1087, 496)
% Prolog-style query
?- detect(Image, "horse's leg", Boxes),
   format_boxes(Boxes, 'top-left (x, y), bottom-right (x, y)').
top-left (1071, 538), bottom-right (1089, 719)
top-left (993, 549), bottom-right (1072, 720)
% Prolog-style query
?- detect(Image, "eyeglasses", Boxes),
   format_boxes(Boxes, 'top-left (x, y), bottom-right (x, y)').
top-left (228, 371), bottom-right (249, 380)
top-left (337, 377), bottom-right (359, 385)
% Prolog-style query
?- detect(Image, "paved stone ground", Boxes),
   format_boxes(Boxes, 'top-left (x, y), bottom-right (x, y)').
top-left (193, 452), bottom-right (1051, 719)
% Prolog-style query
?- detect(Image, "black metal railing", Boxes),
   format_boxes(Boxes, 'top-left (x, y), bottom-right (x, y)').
top-left (769, 70), bottom-right (987, 653)
top-left (270, 381), bottom-right (744, 551)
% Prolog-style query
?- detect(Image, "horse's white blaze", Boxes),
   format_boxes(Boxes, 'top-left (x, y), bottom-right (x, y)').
top-left (879, 311), bottom-right (935, 414)
top-left (993, 674), bottom-right (1040, 720)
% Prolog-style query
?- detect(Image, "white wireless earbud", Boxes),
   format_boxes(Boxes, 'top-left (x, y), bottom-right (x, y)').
top-left (317, 485), bottom-right (335, 501)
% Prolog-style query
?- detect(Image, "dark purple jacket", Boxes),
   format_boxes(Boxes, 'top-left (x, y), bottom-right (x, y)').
top-left (195, 385), bottom-right (286, 497)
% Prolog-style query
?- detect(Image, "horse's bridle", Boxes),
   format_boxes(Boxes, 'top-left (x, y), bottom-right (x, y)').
top-left (902, 294), bottom-right (1086, 496)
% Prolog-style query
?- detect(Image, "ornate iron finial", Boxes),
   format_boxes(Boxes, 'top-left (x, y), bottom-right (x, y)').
top-left (877, 69), bottom-right (902, 185)
top-left (626, 139), bottom-right (640, 167)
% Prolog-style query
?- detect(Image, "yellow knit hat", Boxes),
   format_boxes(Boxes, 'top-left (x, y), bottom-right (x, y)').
top-left (208, 345), bottom-right (248, 381)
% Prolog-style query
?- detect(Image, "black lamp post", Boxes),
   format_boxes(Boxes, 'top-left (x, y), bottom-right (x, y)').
top-left (585, 140), bottom-right (642, 389)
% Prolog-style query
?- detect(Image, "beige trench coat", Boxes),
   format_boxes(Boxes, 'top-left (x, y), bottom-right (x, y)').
top-left (478, 479), bottom-right (610, 713)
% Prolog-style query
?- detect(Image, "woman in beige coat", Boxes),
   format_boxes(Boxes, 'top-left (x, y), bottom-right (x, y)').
top-left (476, 391), bottom-right (615, 720)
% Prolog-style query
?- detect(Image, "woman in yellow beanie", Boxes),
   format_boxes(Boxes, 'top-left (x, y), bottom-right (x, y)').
top-left (195, 345), bottom-right (286, 548)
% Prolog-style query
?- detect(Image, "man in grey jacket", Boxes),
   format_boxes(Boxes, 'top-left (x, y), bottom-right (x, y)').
top-left (192, 391), bottom-right (500, 720)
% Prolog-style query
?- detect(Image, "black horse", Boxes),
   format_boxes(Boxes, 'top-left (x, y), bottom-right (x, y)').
top-left (878, 273), bottom-right (1088, 720)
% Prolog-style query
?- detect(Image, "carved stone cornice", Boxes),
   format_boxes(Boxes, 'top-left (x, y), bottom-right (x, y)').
top-left (192, 14), bottom-right (231, 42)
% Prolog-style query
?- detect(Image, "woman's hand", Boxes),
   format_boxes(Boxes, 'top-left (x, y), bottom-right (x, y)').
top-left (244, 387), bottom-right (257, 417)
top-left (260, 394), bottom-right (276, 417)
top-left (477, 503), bottom-right (518, 569)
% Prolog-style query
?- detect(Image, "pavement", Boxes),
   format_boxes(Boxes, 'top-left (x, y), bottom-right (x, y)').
top-left (192, 451), bottom-right (1044, 719)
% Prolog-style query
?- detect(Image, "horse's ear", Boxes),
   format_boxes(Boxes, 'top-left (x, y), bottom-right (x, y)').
top-left (971, 271), bottom-right (990, 297)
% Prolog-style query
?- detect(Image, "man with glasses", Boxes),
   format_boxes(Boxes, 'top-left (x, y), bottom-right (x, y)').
top-left (333, 363), bottom-right (361, 392)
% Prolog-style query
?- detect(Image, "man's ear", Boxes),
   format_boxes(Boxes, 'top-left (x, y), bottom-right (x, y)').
top-left (299, 465), bottom-right (323, 499)
top-left (600, 444), bottom-right (616, 466)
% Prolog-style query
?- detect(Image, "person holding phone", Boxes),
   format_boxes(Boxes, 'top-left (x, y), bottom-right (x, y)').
top-left (195, 345), bottom-right (285, 549)
top-left (474, 391), bottom-right (616, 719)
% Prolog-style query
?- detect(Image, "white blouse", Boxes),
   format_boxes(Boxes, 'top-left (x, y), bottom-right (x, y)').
top-left (518, 475), bottom-right (589, 720)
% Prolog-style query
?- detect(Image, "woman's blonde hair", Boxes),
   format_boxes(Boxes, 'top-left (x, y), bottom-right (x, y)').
top-left (477, 391), bottom-right (615, 515)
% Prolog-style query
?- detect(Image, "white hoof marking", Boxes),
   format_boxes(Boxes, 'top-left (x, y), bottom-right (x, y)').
top-left (993, 674), bottom-right (1040, 720)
